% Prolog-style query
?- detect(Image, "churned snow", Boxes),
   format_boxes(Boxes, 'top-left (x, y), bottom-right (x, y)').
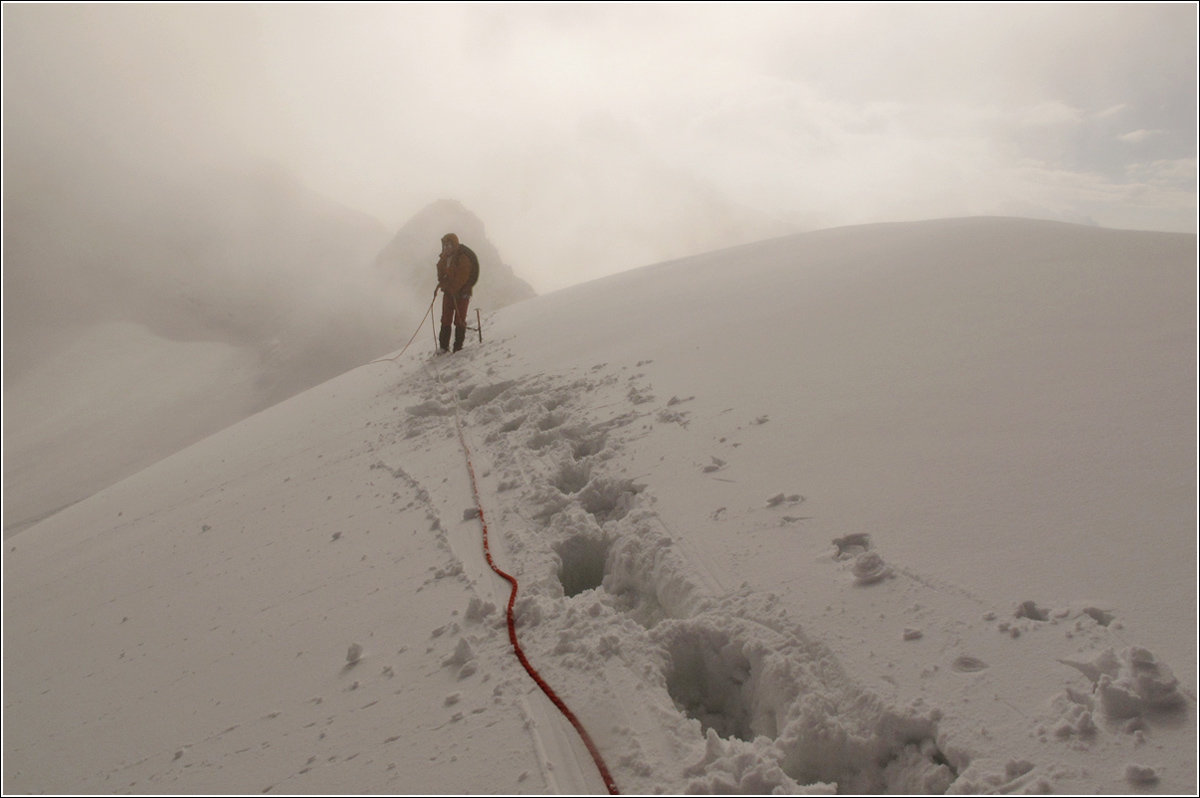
top-left (3, 217), bottom-right (1196, 794)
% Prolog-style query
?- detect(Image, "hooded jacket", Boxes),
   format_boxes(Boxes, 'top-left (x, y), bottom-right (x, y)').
top-left (437, 233), bottom-right (475, 298)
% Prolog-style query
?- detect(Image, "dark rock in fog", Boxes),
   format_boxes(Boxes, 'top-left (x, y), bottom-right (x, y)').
top-left (374, 198), bottom-right (537, 311)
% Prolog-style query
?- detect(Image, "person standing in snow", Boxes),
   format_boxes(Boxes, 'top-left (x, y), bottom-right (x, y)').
top-left (435, 233), bottom-right (479, 353)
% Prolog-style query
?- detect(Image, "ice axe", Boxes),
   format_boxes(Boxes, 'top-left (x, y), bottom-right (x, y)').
top-left (468, 308), bottom-right (483, 343)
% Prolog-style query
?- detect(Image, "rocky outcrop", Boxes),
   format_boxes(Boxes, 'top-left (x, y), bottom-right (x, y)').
top-left (375, 199), bottom-right (536, 310)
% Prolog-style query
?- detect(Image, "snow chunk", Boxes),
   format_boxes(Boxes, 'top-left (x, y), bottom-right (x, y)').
top-left (1045, 690), bottom-right (1097, 739)
top-left (1059, 647), bottom-right (1185, 718)
top-left (683, 729), bottom-right (820, 794)
top-left (579, 477), bottom-right (643, 524)
top-left (1125, 763), bottom-right (1159, 785)
top-left (461, 380), bottom-right (518, 410)
top-left (464, 597), bottom-right (495, 623)
top-left (1079, 606), bottom-right (1115, 626)
top-left (606, 531), bottom-right (710, 627)
top-left (405, 400), bottom-right (450, 417)
top-left (852, 551), bottom-right (891, 585)
top-left (832, 533), bottom-right (870, 559)
top-left (442, 638), bottom-right (479, 679)
top-left (443, 638), bottom-right (475, 669)
top-left (1015, 600), bottom-right (1050, 621)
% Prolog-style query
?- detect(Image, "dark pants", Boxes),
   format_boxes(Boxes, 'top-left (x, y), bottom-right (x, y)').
top-left (440, 293), bottom-right (471, 352)
top-left (441, 292), bottom-right (470, 327)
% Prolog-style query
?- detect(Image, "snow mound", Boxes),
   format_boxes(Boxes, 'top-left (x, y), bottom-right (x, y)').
top-left (1061, 647), bottom-right (1187, 719)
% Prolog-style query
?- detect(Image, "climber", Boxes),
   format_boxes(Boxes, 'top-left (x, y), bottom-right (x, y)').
top-left (435, 233), bottom-right (479, 353)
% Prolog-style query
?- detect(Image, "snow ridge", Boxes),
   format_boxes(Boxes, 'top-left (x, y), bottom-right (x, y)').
top-left (6, 218), bottom-right (1193, 795)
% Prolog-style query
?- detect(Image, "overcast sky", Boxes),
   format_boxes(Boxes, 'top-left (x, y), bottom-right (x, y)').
top-left (4, 2), bottom-right (1197, 293)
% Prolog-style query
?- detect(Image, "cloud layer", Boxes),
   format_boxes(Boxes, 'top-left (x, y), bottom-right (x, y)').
top-left (4, 3), bottom-right (1196, 293)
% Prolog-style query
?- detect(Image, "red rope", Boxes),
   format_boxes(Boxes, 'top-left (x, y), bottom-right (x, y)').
top-left (452, 410), bottom-right (620, 795)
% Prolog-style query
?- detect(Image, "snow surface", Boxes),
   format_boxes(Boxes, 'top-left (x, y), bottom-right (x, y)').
top-left (3, 217), bottom-right (1196, 794)
top-left (4, 322), bottom-right (263, 534)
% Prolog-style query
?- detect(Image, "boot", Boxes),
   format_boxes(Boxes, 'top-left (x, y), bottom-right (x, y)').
top-left (453, 325), bottom-right (466, 353)
top-left (438, 324), bottom-right (451, 353)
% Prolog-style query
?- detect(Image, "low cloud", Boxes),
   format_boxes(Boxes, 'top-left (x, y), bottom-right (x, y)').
top-left (3, 3), bottom-right (1195, 300)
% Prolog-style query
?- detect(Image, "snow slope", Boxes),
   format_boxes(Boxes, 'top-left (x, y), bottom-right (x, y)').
top-left (3, 188), bottom-right (536, 537)
top-left (3, 217), bottom-right (1195, 794)
top-left (3, 322), bottom-right (262, 534)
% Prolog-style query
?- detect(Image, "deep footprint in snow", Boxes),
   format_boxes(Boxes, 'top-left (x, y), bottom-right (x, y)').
top-left (552, 460), bottom-right (591, 495)
top-left (555, 534), bottom-right (611, 598)
top-left (655, 610), bottom-right (958, 793)
top-left (659, 620), bottom-right (779, 743)
top-left (570, 429), bottom-right (608, 461)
